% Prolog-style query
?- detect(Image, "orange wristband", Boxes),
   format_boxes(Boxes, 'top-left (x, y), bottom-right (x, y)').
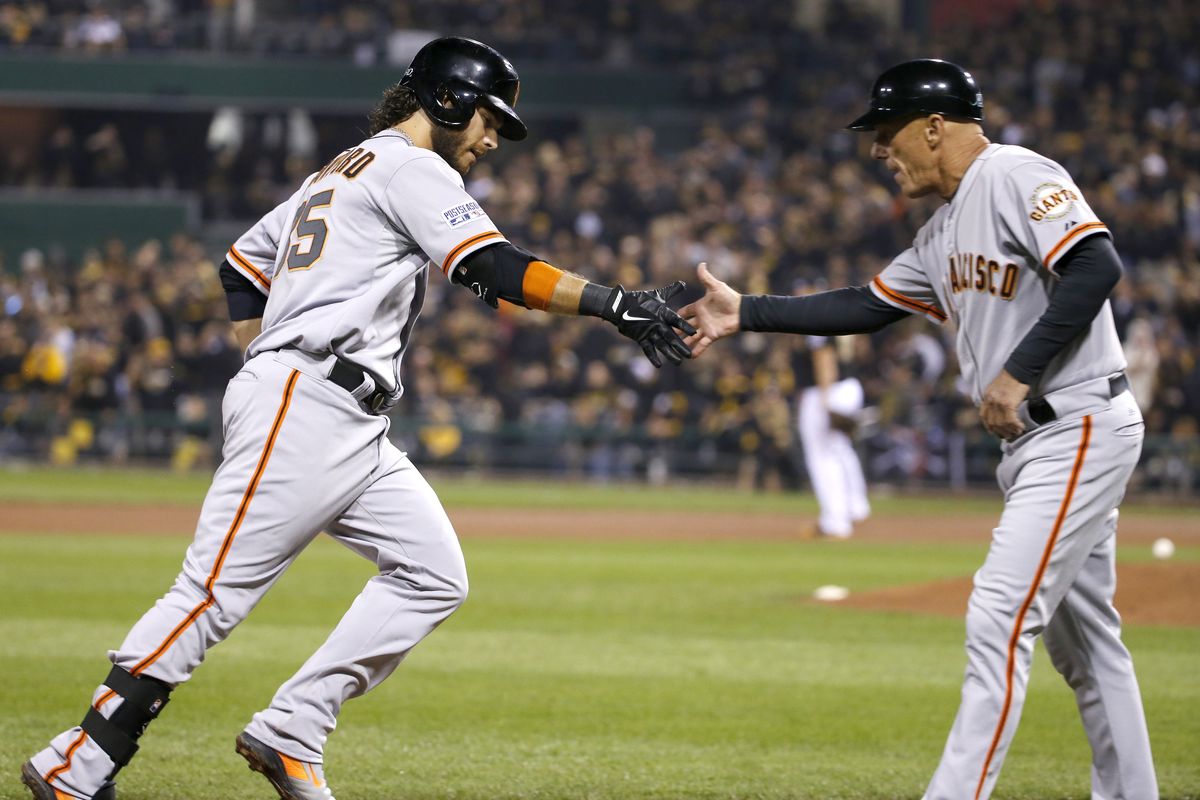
top-left (522, 260), bottom-right (564, 311)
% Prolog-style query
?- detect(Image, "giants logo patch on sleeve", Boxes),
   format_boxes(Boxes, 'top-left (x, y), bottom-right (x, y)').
top-left (441, 201), bottom-right (486, 229)
top-left (1029, 182), bottom-right (1080, 222)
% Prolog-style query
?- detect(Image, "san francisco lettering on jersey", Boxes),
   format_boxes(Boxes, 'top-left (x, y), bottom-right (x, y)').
top-left (948, 252), bottom-right (1019, 299)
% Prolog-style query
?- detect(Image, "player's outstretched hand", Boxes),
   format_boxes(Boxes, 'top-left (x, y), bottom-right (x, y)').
top-left (677, 263), bottom-right (742, 357)
top-left (602, 281), bottom-right (696, 368)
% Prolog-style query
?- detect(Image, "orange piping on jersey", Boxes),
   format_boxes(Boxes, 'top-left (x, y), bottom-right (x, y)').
top-left (441, 231), bottom-right (504, 276)
top-left (872, 276), bottom-right (948, 322)
top-left (974, 415), bottom-right (1092, 800)
top-left (228, 246), bottom-right (272, 289)
top-left (521, 261), bottom-right (564, 311)
top-left (1043, 222), bottom-right (1108, 269)
top-left (128, 370), bottom-right (300, 678)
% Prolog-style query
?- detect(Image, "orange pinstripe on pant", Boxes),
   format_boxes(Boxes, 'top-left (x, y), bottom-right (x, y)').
top-left (973, 416), bottom-right (1092, 799)
top-left (40, 371), bottom-right (300, 788)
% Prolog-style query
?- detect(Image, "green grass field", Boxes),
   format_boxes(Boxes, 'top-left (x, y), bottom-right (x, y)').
top-left (0, 465), bottom-right (986, 515)
top-left (1, 469), bottom-right (1197, 799)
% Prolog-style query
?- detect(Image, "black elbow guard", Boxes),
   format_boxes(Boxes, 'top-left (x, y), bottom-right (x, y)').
top-left (452, 243), bottom-right (535, 309)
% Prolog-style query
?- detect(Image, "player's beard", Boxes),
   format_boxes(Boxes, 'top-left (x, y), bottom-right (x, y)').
top-left (431, 126), bottom-right (474, 175)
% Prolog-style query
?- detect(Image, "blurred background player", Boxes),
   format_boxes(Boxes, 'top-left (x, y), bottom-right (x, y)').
top-left (797, 335), bottom-right (869, 539)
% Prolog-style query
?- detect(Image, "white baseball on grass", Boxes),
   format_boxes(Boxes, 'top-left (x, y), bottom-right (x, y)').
top-left (1151, 538), bottom-right (1175, 560)
top-left (813, 584), bottom-right (850, 602)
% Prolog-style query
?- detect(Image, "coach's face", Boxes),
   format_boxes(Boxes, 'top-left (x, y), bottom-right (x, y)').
top-left (870, 114), bottom-right (941, 198)
top-left (432, 106), bottom-right (501, 175)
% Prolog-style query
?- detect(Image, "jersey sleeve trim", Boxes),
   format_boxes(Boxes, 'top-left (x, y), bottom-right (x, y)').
top-left (871, 276), bottom-right (947, 323)
top-left (1043, 222), bottom-right (1110, 271)
top-left (441, 230), bottom-right (506, 277)
top-left (227, 245), bottom-right (273, 294)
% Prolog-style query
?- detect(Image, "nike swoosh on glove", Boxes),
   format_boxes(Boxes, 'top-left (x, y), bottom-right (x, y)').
top-left (601, 282), bottom-right (697, 368)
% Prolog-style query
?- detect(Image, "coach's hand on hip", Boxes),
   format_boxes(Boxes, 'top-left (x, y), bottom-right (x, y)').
top-left (980, 369), bottom-right (1030, 441)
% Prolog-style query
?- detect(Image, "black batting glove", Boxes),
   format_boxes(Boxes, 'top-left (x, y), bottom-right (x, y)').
top-left (600, 282), bottom-right (697, 368)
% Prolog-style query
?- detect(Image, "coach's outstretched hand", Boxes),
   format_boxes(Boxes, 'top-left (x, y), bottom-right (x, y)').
top-left (678, 263), bottom-right (742, 357)
top-left (601, 281), bottom-right (696, 367)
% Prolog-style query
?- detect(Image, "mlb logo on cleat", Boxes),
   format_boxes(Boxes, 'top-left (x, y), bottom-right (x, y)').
top-left (441, 201), bottom-right (486, 229)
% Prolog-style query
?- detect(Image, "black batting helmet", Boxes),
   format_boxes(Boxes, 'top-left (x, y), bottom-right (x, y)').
top-left (399, 36), bottom-right (527, 141)
top-left (846, 59), bottom-right (983, 131)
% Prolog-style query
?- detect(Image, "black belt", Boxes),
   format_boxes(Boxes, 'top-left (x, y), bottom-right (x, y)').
top-left (1028, 373), bottom-right (1129, 426)
top-left (329, 359), bottom-right (388, 412)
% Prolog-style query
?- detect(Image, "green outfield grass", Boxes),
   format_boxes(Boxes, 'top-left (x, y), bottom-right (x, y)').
top-left (0, 464), bottom-right (1023, 516)
top-left (4, 465), bottom-right (1196, 518)
top-left (1, 469), bottom-right (1197, 799)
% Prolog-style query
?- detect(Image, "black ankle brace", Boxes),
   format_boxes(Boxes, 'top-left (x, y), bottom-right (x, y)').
top-left (80, 665), bottom-right (172, 772)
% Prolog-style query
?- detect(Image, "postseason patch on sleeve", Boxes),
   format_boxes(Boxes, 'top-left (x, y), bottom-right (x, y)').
top-left (441, 201), bottom-right (487, 229)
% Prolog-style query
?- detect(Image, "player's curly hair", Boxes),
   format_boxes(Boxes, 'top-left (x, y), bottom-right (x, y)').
top-left (368, 83), bottom-right (423, 135)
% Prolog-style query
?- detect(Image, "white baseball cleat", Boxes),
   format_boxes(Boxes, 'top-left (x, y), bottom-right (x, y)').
top-left (235, 732), bottom-right (335, 800)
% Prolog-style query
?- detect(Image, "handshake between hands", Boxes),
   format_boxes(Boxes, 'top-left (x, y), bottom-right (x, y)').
top-left (607, 263), bottom-right (742, 367)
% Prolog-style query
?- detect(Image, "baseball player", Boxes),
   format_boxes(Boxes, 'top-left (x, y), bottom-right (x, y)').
top-left (681, 60), bottom-right (1157, 799)
top-left (797, 336), bottom-right (869, 539)
top-left (21, 37), bottom-right (693, 800)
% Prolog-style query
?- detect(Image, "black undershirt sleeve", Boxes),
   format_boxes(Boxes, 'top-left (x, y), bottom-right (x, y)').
top-left (739, 286), bottom-right (910, 335)
top-left (1003, 235), bottom-right (1122, 385)
top-left (219, 259), bottom-right (267, 321)
top-left (451, 242), bottom-right (535, 308)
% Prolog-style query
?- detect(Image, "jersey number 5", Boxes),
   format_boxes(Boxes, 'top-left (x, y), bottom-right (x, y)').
top-left (287, 189), bottom-right (334, 271)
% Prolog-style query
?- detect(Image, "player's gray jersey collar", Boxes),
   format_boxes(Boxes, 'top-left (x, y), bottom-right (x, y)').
top-left (371, 130), bottom-right (415, 147)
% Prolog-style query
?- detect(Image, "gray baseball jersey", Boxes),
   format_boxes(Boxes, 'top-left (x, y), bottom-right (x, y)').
top-left (227, 130), bottom-right (508, 398)
top-left (870, 143), bottom-right (1125, 403)
top-left (866, 144), bottom-right (1156, 800)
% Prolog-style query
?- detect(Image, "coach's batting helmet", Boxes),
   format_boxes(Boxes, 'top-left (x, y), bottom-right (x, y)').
top-left (846, 59), bottom-right (983, 131)
top-left (400, 36), bottom-right (527, 141)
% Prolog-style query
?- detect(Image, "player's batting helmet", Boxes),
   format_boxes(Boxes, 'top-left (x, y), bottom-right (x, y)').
top-left (400, 36), bottom-right (527, 141)
top-left (846, 59), bottom-right (983, 131)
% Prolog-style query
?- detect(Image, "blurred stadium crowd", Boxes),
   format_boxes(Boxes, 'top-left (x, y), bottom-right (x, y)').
top-left (2, 0), bottom-right (1198, 491)
top-left (2, 0), bottom-right (838, 72)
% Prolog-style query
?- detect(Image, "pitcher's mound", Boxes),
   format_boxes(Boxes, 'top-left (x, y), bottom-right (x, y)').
top-left (838, 562), bottom-right (1200, 628)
